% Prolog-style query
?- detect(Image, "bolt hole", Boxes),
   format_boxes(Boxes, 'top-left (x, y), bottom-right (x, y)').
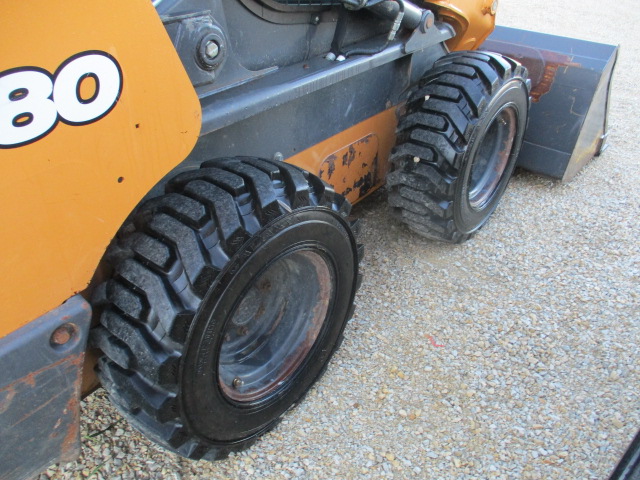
top-left (117, 177), bottom-right (124, 183)
top-left (50, 323), bottom-right (78, 349)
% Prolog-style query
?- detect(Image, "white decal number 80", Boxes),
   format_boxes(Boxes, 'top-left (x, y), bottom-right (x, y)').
top-left (0, 51), bottom-right (122, 148)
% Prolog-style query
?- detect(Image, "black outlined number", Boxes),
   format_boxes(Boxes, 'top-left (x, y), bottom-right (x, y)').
top-left (0, 69), bottom-right (58, 147)
top-left (0, 51), bottom-right (122, 148)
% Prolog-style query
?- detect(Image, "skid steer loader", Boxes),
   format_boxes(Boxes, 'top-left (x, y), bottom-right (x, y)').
top-left (0, 0), bottom-right (617, 478)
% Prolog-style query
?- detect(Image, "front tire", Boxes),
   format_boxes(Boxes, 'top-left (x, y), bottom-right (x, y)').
top-left (91, 157), bottom-right (361, 460)
top-left (388, 51), bottom-right (531, 242)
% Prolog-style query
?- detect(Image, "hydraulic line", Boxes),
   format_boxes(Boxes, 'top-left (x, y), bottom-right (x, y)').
top-left (341, 0), bottom-right (405, 57)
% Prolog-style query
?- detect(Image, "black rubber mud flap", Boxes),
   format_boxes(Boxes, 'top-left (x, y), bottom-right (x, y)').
top-left (387, 51), bottom-right (530, 242)
top-left (90, 157), bottom-right (362, 460)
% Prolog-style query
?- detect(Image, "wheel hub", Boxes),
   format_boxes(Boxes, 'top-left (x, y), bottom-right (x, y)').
top-left (218, 249), bottom-right (334, 403)
top-left (468, 106), bottom-right (517, 210)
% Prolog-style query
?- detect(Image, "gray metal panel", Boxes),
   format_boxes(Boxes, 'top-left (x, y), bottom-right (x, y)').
top-left (143, 18), bottom-right (451, 200)
top-left (199, 23), bottom-right (453, 135)
top-left (481, 26), bottom-right (619, 181)
top-left (0, 295), bottom-right (92, 480)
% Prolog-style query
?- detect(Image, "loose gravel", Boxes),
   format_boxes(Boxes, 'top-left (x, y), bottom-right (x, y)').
top-left (41, 1), bottom-right (639, 478)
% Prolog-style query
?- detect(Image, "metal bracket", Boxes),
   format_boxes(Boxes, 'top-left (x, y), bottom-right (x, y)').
top-left (0, 295), bottom-right (92, 480)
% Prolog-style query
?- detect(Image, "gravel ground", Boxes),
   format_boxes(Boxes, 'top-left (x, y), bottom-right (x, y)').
top-left (41, 1), bottom-right (639, 479)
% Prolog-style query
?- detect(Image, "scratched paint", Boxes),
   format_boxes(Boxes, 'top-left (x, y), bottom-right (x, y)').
top-left (0, 353), bottom-right (84, 479)
top-left (318, 134), bottom-right (380, 205)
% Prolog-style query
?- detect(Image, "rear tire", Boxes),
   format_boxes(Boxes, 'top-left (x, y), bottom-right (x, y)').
top-left (387, 51), bottom-right (531, 242)
top-left (90, 157), bottom-right (361, 460)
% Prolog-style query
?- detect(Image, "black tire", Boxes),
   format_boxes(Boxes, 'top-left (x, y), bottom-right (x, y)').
top-left (90, 157), bottom-right (362, 460)
top-left (387, 51), bottom-right (531, 243)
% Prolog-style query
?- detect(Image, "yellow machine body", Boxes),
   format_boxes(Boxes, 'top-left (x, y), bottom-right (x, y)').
top-left (426, 0), bottom-right (497, 50)
top-left (0, 0), bottom-right (201, 340)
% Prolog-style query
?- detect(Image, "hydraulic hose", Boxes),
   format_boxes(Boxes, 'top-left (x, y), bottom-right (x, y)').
top-left (342, 0), bottom-right (405, 57)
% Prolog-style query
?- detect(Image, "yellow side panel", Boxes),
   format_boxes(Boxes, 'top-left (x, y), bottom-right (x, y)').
top-left (0, 0), bottom-right (201, 338)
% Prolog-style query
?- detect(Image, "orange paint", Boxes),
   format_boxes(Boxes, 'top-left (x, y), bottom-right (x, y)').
top-left (287, 108), bottom-right (398, 205)
top-left (426, 0), bottom-right (496, 51)
top-left (0, 0), bottom-right (201, 338)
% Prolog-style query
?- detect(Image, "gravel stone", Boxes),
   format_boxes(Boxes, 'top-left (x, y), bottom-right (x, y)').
top-left (39, 1), bottom-right (639, 479)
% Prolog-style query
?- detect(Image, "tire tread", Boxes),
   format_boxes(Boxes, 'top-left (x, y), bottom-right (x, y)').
top-left (388, 51), bottom-right (529, 242)
top-left (91, 157), bottom-right (361, 460)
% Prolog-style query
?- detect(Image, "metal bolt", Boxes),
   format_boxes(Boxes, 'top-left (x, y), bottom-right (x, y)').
top-left (50, 323), bottom-right (75, 346)
top-left (273, 152), bottom-right (284, 162)
top-left (311, 15), bottom-right (320, 25)
top-left (204, 40), bottom-right (220, 60)
top-left (232, 377), bottom-right (244, 389)
top-left (419, 11), bottom-right (435, 33)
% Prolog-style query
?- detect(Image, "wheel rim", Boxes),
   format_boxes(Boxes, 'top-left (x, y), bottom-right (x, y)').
top-left (218, 249), bottom-right (334, 403)
top-left (468, 106), bottom-right (517, 210)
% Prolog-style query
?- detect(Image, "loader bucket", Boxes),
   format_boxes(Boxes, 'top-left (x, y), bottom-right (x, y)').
top-left (480, 26), bottom-right (619, 182)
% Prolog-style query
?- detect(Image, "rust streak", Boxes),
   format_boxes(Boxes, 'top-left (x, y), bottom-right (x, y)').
top-left (0, 387), bottom-right (16, 415)
top-left (483, 43), bottom-right (581, 103)
top-left (527, 50), bottom-right (581, 103)
top-left (4, 354), bottom-right (84, 428)
top-left (525, 50), bottom-right (582, 103)
top-left (0, 352), bottom-right (84, 468)
top-left (14, 389), bottom-right (67, 428)
top-left (60, 379), bottom-right (82, 462)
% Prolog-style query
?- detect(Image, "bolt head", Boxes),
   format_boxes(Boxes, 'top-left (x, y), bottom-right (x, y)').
top-left (50, 323), bottom-right (77, 347)
top-left (232, 377), bottom-right (244, 389)
top-left (420, 11), bottom-right (435, 33)
top-left (205, 40), bottom-right (220, 60)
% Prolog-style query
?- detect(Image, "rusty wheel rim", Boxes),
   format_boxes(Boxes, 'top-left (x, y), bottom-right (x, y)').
top-left (218, 249), bottom-right (334, 403)
top-left (468, 106), bottom-right (517, 210)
